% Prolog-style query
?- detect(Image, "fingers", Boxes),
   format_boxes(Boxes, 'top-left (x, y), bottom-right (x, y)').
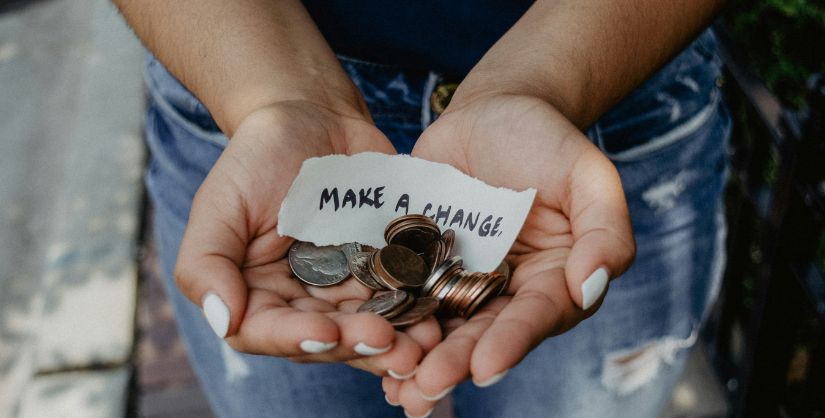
top-left (235, 294), bottom-right (394, 357)
top-left (565, 147), bottom-right (636, 310)
top-left (391, 313), bottom-right (491, 417)
top-left (397, 378), bottom-right (438, 417)
top-left (388, 306), bottom-right (503, 416)
top-left (328, 308), bottom-right (396, 357)
top-left (175, 177), bottom-right (251, 338)
top-left (469, 265), bottom-right (575, 383)
top-left (346, 331), bottom-right (422, 378)
top-left (403, 316), bottom-right (443, 354)
top-left (385, 288), bottom-right (565, 416)
top-left (381, 318), bottom-right (446, 411)
top-left (226, 287), bottom-right (340, 356)
top-left (382, 376), bottom-right (403, 406)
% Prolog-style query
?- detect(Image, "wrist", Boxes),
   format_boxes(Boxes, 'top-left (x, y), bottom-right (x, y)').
top-left (447, 68), bottom-right (591, 129)
top-left (218, 79), bottom-right (370, 137)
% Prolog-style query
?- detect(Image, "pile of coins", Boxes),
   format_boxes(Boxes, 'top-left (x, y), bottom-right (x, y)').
top-left (423, 256), bottom-right (509, 318)
top-left (288, 215), bottom-right (510, 328)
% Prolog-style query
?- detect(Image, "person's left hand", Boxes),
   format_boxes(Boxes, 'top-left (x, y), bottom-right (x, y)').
top-left (381, 94), bottom-right (636, 416)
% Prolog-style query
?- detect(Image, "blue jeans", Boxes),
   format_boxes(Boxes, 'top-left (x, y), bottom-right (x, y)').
top-left (144, 29), bottom-right (730, 418)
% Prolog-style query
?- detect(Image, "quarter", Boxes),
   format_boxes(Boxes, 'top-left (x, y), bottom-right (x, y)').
top-left (288, 241), bottom-right (351, 287)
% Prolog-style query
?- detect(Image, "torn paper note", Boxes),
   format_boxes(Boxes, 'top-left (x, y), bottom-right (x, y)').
top-left (277, 152), bottom-right (536, 272)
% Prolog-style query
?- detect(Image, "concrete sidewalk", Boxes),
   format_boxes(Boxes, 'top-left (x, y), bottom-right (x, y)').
top-left (0, 0), bottom-right (145, 415)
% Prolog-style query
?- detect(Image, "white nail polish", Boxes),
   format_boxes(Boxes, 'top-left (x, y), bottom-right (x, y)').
top-left (299, 340), bottom-right (338, 354)
top-left (354, 342), bottom-right (392, 356)
top-left (202, 292), bottom-right (230, 338)
top-left (385, 394), bottom-right (400, 406)
top-left (388, 368), bottom-right (416, 380)
top-left (404, 408), bottom-right (433, 418)
top-left (421, 385), bottom-right (454, 401)
top-left (581, 267), bottom-right (609, 310)
top-left (473, 369), bottom-right (509, 387)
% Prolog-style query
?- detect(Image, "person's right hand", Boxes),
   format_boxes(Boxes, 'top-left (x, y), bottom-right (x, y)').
top-left (174, 101), bottom-right (442, 377)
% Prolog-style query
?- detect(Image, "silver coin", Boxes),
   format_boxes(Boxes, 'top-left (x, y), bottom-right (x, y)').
top-left (357, 290), bottom-right (412, 317)
top-left (422, 256), bottom-right (463, 296)
top-left (434, 271), bottom-right (462, 302)
top-left (349, 251), bottom-right (385, 290)
top-left (340, 242), bottom-right (363, 263)
top-left (288, 241), bottom-right (350, 287)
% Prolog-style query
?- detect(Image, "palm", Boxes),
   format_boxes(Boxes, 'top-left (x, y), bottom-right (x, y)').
top-left (177, 102), bottom-right (439, 374)
top-left (385, 95), bottom-right (634, 412)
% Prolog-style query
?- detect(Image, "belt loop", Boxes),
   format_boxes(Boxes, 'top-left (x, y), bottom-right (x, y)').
top-left (421, 72), bottom-right (441, 130)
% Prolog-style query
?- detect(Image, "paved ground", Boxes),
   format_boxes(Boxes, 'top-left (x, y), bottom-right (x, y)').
top-left (0, 0), bottom-right (732, 416)
top-left (0, 0), bottom-right (144, 416)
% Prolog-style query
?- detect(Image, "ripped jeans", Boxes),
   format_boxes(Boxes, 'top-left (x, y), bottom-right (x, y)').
top-left (143, 29), bottom-right (730, 418)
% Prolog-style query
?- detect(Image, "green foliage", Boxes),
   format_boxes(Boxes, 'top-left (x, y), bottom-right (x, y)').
top-left (726, 0), bottom-right (825, 108)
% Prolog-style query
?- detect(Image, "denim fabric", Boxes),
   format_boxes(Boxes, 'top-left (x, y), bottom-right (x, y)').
top-left (143, 28), bottom-right (730, 418)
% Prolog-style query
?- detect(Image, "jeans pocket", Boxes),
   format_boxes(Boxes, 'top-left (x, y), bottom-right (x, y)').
top-left (692, 28), bottom-right (721, 64)
top-left (144, 56), bottom-right (229, 148)
top-left (595, 88), bottom-right (723, 162)
top-left (614, 95), bottom-right (731, 235)
top-left (593, 29), bottom-right (724, 160)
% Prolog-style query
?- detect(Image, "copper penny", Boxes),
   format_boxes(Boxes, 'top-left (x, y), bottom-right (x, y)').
top-left (377, 244), bottom-right (428, 289)
top-left (390, 297), bottom-right (439, 328)
top-left (441, 229), bottom-right (455, 260)
top-left (368, 251), bottom-right (396, 290)
top-left (388, 226), bottom-right (441, 254)
top-left (384, 215), bottom-right (437, 242)
top-left (465, 274), bottom-right (506, 317)
top-left (422, 239), bottom-right (446, 273)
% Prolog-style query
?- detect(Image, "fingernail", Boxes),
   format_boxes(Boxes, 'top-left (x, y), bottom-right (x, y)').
top-left (299, 340), bottom-right (338, 354)
top-left (421, 385), bottom-right (454, 401)
top-left (385, 394), bottom-right (400, 406)
top-left (473, 369), bottom-right (509, 387)
top-left (202, 292), bottom-right (229, 338)
top-left (388, 368), bottom-right (416, 380)
top-left (581, 267), bottom-right (609, 310)
top-left (354, 342), bottom-right (392, 356)
top-left (404, 408), bottom-right (433, 418)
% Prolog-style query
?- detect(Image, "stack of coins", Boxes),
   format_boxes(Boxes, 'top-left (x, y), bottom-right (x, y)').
top-left (420, 256), bottom-right (508, 318)
top-left (288, 214), bottom-right (510, 327)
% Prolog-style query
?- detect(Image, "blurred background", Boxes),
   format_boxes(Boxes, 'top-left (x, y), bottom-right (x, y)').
top-left (0, 0), bottom-right (822, 417)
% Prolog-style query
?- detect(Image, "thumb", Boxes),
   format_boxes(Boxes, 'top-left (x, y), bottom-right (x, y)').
top-left (174, 175), bottom-right (250, 338)
top-left (564, 148), bottom-right (635, 311)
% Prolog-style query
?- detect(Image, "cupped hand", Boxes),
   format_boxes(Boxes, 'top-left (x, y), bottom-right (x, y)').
top-left (174, 101), bottom-right (441, 377)
top-left (384, 94), bottom-right (636, 415)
